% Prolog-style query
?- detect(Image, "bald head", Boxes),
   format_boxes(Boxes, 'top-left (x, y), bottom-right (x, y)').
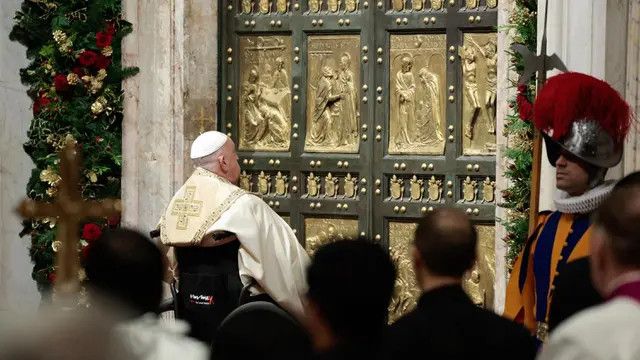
top-left (193, 138), bottom-right (241, 184)
top-left (414, 208), bottom-right (477, 277)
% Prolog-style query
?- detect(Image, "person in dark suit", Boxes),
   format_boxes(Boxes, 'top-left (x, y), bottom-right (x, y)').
top-left (547, 257), bottom-right (602, 331)
top-left (305, 239), bottom-right (396, 360)
top-left (386, 208), bottom-right (537, 359)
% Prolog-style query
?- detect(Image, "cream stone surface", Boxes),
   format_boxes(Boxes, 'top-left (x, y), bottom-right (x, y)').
top-left (0, 0), bottom-right (40, 312)
top-left (494, 0), bottom-right (516, 314)
top-left (121, 0), bottom-right (218, 233)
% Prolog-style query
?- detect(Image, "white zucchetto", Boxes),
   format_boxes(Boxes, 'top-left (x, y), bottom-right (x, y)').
top-left (190, 131), bottom-right (228, 159)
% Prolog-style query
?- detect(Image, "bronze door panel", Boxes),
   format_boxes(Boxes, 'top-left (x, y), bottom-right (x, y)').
top-left (221, 0), bottom-right (497, 319)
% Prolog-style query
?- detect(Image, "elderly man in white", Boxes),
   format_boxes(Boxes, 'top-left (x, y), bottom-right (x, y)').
top-left (159, 131), bottom-right (309, 343)
top-left (539, 172), bottom-right (640, 360)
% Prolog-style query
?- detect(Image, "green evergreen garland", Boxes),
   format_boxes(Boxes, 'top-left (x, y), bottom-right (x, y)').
top-left (501, 0), bottom-right (538, 267)
top-left (10, 0), bottom-right (137, 293)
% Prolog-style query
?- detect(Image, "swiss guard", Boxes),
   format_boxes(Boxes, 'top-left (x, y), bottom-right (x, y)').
top-left (505, 72), bottom-right (632, 342)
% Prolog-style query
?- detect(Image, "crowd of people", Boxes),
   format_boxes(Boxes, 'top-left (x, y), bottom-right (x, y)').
top-left (2, 71), bottom-right (638, 359)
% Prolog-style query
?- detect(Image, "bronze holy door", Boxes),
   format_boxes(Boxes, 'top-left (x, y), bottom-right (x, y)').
top-left (220, 0), bottom-right (498, 321)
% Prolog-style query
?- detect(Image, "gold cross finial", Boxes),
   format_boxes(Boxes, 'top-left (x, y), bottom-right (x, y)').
top-left (16, 142), bottom-right (121, 296)
top-left (197, 107), bottom-right (212, 133)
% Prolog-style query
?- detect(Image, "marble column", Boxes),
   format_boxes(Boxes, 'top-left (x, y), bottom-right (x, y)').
top-left (622, 1), bottom-right (640, 173)
top-left (121, 0), bottom-right (218, 233)
top-left (493, 0), bottom-right (516, 314)
top-left (0, 0), bottom-right (40, 312)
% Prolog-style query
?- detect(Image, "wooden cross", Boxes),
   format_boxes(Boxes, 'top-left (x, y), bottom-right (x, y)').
top-left (16, 142), bottom-right (121, 295)
top-left (510, 0), bottom-right (567, 235)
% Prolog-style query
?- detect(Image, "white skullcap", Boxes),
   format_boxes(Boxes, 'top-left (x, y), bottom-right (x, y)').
top-left (190, 131), bottom-right (229, 159)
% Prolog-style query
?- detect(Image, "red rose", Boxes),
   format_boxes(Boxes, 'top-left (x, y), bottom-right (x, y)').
top-left (516, 85), bottom-right (533, 121)
top-left (106, 22), bottom-right (116, 35)
top-left (48, 272), bottom-right (57, 284)
top-left (95, 55), bottom-right (111, 70)
top-left (33, 93), bottom-right (51, 114)
top-left (78, 50), bottom-right (98, 67)
top-left (107, 215), bottom-right (120, 228)
top-left (72, 66), bottom-right (84, 76)
top-left (82, 223), bottom-right (103, 241)
top-left (53, 74), bottom-right (70, 92)
top-left (96, 31), bottom-right (113, 48)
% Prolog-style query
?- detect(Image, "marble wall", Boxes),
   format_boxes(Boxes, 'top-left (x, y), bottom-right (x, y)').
top-left (493, 0), bottom-right (516, 314)
top-left (0, 0), bottom-right (40, 312)
top-left (121, 0), bottom-right (218, 233)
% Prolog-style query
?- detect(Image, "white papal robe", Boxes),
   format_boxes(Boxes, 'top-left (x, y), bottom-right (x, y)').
top-left (205, 192), bottom-right (310, 317)
top-left (159, 167), bottom-right (310, 318)
top-left (538, 297), bottom-right (640, 360)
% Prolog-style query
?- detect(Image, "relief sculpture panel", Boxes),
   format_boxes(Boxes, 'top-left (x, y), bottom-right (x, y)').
top-left (388, 222), bottom-right (420, 323)
top-left (306, 35), bottom-right (360, 153)
top-left (304, 218), bottom-right (359, 257)
top-left (389, 34), bottom-right (446, 155)
top-left (462, 225), bottom-right (496, 309)
top-left (460, 33), bottom-right (497, 155)
top-left (238, 36), bottom-right (292, 152)
top-left (388, 222), bottom-right (496, 322)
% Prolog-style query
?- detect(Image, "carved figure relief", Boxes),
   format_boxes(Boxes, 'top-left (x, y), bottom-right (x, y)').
top-left (259, 0), bottom-right (270, 13)
top-left (239, 36), bottom-right (292, 152)
top-left (276, 0), bottom-right (288, 13)
top-left (430, 0), bottom-right (443, 10)
top-left (394, 56), bottom-right (416, 147)
top-left (344, 173), bottom-right (358, 198)
top-left (389, 223), bottom-right (496, 321)
top-left (482, 177), bottom-right (495, 203)
top-left (324, 173), bottom-right (338, 197)
top-left (462, 226), bottom-right (496, 309)
top-left (328, 0), bottom-right (339, 12)
top-left (460, 33), bottom-right (498, 155)
top-left (390, 34), bottom-right (446, 155)
top-left (305, 218), bottom-right (358, 257)
top-left (462, 176), bottom-right (478, 202)
top-left (392, 0), bottom-right (404, 11)
top-left (275, 171), bottom-right (289, 196)
top-left (240, 171), bottom-right (252, 192)
top-left (390, 175), bottom-right (404, 200)
top-left (388, 222), bottom-right (420, 323)
top-left (416, 67), bottom-right (444, 143)
top-left (427, 176), bottom-right (442, 202)
top-left (409, 175), bottom-right (423, 201)
top-left (345, 0), bottom-right (358, 12)
top-left (412, 0), bottom-right (423, 11)
top-left (465, 0), bottom-right (478, 8)
top-left (309, 0), bottom-right (320, 12)
top-left (307, 172), bottom-right (319, 197)
top-left (306, 36), bottom-right (360, 153)
top-left (242, 0), bottom-right (253, 13)
top-left (258, 171), bottom-right (271, 195)
top-left (486, 0), bottom-right (497, 8)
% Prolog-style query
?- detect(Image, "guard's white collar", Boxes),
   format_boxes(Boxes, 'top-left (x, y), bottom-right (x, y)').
top-left (554, 180), bottom-right (616, 214)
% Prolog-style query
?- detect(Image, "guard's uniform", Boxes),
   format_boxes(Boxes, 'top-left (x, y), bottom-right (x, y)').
top-left (504, 72), bottom-right (632, 341)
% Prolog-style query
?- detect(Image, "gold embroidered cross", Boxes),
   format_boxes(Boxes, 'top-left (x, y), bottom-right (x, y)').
top-left (16, 142), bottom-right (121, 296)
top-left (171, 186), bottom-right (203, 230)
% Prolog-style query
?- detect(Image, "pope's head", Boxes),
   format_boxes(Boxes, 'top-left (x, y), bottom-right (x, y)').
top-left (190, 131), bottom-right (241, 185)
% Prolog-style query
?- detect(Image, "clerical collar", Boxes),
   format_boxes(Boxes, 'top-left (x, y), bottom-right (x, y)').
top-left (554, 180), bottom-right (615, 214)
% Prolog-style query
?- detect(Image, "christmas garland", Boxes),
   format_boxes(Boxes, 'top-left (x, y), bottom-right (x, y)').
top-left (500, 0), bottom-right (537, 267)
top-left (10, 0), bottom-right (137, 293)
